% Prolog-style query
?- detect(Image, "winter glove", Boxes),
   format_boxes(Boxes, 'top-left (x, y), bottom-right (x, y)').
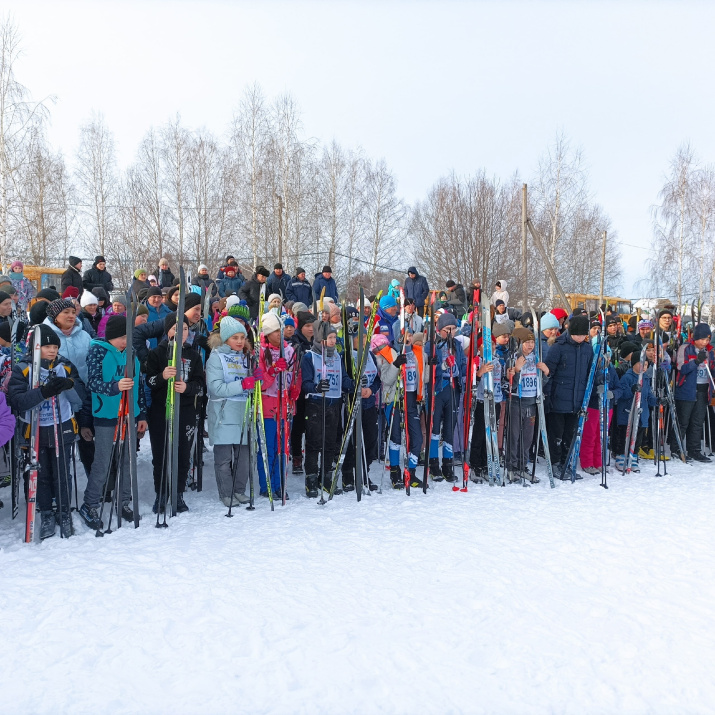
top-left (273, 358), bottom-right (288, 372)
top-left (696, 350), bottom-right (707, 364)
top-left (427, 355), bottom-right (439, 366)
top-left (393, 353), bottom-right (407, 368)
top-left (317, 379), bottom-right (331, 393)
top-left (445, 354), bottom-right (456, 368)
top-left (253, 367), bottom-right (265, 381)
top-left (631, 383), bottom-right (641, 394)
top-left (41, 377), bottom-right (74, 399)
top-left (241, 376), bottom-right (256, 391)
top-left (288, 381), bottom-right (301, 401)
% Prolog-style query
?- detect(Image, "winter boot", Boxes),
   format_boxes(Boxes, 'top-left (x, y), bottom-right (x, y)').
top-left (152, 494), bottom-right (167, 514)
top-left (469, 467), bottom-right (486, 484)
top-left (221, 495), bottom-right (243, 508)
top-left (305, 474), bottom-right (319, 498)
top-left (233, 493), bottom-right (250, 504)
top-left (323, 472), bottom-right (342, 495)
top-left (342, 469), bottom-right (356, 492)
top-left (429, 458), bottom-right (443, 481)
top-left (389, 465), bottom-right (403, 489)
top-left (176, 493), bottom-right (189, 513)
top-left (614, 454), bottom-right (625, 472)
top-left (59, 511), bottom-right (73, 538)
top-left (638, 447), bottom-right (655, 460)
top-left (630, 455), bottom-right (641, 473)
top-left (79, 502), bottom-right (103, 530)
top-left (292, 454), bottom-right (304, 475)
top-left (407, 468), bottom-right (425, 489)
top-left (40, 510), bottom-right (56, 540)
top-left (691, 451), bottom-right (711, 463)
top-left (121, 504), bottom-right (139, 522)
top-left (441, 459), bottom-right (457, 483)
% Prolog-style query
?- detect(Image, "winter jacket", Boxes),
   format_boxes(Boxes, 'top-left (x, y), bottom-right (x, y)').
top-left (391, 313), bottom-right (424, 344)
top-left (192, 274), bottom-right (217, 297)
top-left (133, 319), bottom-right (166, 368)
top-left (266, 271), bottom-right (291, 299)
top-left (83, 262), bottom-right (114, 293)
top-left (0, 392), bottom-right (15, 447)
top-left (147, 302), bottom-right (172, 325)
top-left (445, 284), bottom-right (467, 315)
top-left (616, 367), bottom-right (657, 428)
top-left (216, 274), bottom-right (244, 298)
top-left (206, 345), bottom-right (253, 445)
top-left (9, 275), bottom-right (35, 312)
top-left (301, 344), bottom-right (353, 403)
top-left (238, 275), bottom-right (265, 320)
top-left (85, 339), bottom-right (145, 426)
top-left (424, 336), bottom-right (467, 395)
top-left (43, 316), bottom-right (92, 384)
top-left (80, 309), bottom-right (103, 336)
top-left (80, 316), bottom-right (98, 339)
top-left (130, 278), bottom-right (150, 300)
top-left (145, 339), bottom-right (204, 407)
top-left (286, 276), bottom-right (313, 305)
top-left (313, 273), bottom-right (339, 303)
top-left (61, 265), bottom-right (84, 297)
top-left (258, 336), bottom-right (300, 419)
top-left (491, 279), bottom-right (509, 306)
top-left (154, 267), bottom-right (175, 289)
top-left (675, 340), bottom-right (715, 402)
top-left (376, 308), bottom-right (400, 345)
top-left (350, 348), bottom-right (381, 410)
top-left (544, 332), bottom-right (595, 414)
top-left (404, 272), bottom-right (429, 309)
top-left (588, 364), bottom-right (622, 410)
top-left (97, 308), bottom-right (125, 339)
top-left (91, 287), bottom-right (111, 311)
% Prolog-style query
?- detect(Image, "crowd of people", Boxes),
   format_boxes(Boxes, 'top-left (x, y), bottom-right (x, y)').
top-left (0, 254), bottom-right (712, 541)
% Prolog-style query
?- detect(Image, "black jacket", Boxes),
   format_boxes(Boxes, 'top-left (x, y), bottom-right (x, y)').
top-left (61, 266), bottom-right (84, 297)
top-left (145, 339), bottom-right (204, 408)
top-left (154, 268), bottom-right (175, 289)
top-left (238, 275), bottom-right (265, 320)
top-left (83, 262), bottom-right (114, 293)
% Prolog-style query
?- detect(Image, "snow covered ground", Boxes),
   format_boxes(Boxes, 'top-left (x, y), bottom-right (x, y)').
top-left (1, 447), bottom-right (715, 714)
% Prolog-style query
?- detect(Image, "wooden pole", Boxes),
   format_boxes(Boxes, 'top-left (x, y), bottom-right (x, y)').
top-left (522, 184), bottom-right (528, 312)
top-left (599, 230), bottom-right (607, 310)
top-left (525, 218), bottom-right (570, 310)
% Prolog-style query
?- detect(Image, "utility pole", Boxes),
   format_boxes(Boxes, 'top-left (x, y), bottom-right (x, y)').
top-left (599, 230), bottom-right (607, 310)
top-left (526, 218), bottom-right (570, 310)
top-left (522, 183), bottom-right (528, 311)
top-left (276, 193), bottom-right (284, 263)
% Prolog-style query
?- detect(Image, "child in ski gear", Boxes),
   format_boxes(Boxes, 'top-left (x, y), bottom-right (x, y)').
top-left (257, 312), bottom-right (300, 498)
top-left (539, 311), bottom-right (560, 363)
top-left (289, 311), bottom-right (316, 475)
top-left (217, 264), bottom-right (245, 298)
top-left (145, 313), bottom-right (205, 513)
top-left (614, 351), bottom-right (657, 471)
top-left (8, 261), bottom-right (35, 313)
top-left (425, 312), bottom-right (466, 482)
top-left (301, 320), bottom-right (353, 496)
top-left (206, 317), bottom-right (260, 507)
top-left (544, 314), bottom-right (594, 480)
top-left (491, 280), bottom-right (509, 307)
top-left (671, 323), bottom-right (715, 462)
top-left (79, 315), bottom-right (147, 529)
top-left (376, 295), bottom-right (400, 345)
top-left (8, 325), bottom-right (85, 539)
top-left (504, 330), bottom-right (549, 482)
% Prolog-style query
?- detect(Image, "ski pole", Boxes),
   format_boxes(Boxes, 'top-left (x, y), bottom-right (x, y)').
top-left (226, 395), bottom-right (251, 518)
top-left (50, 397), bottom-right (65, 538)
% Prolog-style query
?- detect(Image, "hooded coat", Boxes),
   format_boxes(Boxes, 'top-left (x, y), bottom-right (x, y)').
top-left (404, 268), bottom-right (429, 308)
top-left (491, 279), bottom-right (509, 306)
top-left (43, 316), bottom-right (93, 384)
top-left (82, 259), bottom-right (114, 294)
top-left (313, 272), bottom-right (339, 303)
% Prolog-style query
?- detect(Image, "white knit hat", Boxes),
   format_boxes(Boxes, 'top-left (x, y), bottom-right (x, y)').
top-left (225, 295), bottom-right (241, 310)
top-left (80, 291), bottom-right (99, 308)
top-left (267, 293), bottom-right (282, 305)
top-left (261, 312), bottom-right (282, 335)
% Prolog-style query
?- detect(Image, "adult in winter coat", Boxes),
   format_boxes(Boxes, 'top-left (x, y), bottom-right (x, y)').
top-left (286, 268), bottom-right (312, 305)
top-left (153, 258), bottom-right (175, 289)
top-left (544, 314), bottom-right (594, 477)
top-left (491, 280), bottom-right (509, 307)
top-left (217, 264), bottom-right (245, 297)
top-left (404, 267), bottom-right (429, 316)
top-left (83, 256), bottom-right (114, 294)
top-left (313, 266), bottom-right (339, 303)
top-left (266, 263), bottom-right (291, 298)
top-left (238, 266), bottom-right (270, 321)
top-left (130, 269), bottom-right (151, 300)
top-left (61, 256), bottom-right (85, 298)
top-left (43, 298), bottom-right (92, 384)
top-left (192, 265), bottom-right (218, 296)
top-left (216, 255), bottom-right (236, 280)
top-left (444, 280), bottom-right (467, 316)
top-left (8, 261), bottom-right (36, 313)
top-left (79, 290), bottom-right (103, 335)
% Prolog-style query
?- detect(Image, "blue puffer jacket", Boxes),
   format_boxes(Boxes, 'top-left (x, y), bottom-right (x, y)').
top-left (217, 274), bottom-right (245, 298)
top-left (266, 271), bottom-right (291, 298)
top-left (376, 308), bottom-right (399, 345)
top-left (616, 367), bottom-right (657, 427)
top-left (425, 337), bottom-right (467, 394)
top-left (286, 276), bottom-right (313, 305)
top-left (544, 332), bottom-right (595, 414)
top-left (44, 317), bottom-right (92, 384)
top-left (313, 273), bottom-right (339, 303)
top-left (675, 340), bottom-right (715, 401)
top-left (404, 271), bottom-right (429, 308)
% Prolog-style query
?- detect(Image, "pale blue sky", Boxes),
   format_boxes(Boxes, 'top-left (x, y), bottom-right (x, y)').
top-left (6, 0), bottom-right (713, 297)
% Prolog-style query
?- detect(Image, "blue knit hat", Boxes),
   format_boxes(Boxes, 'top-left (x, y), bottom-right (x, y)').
top-left (693, 323), bottom-right (711, 341)
top-left (539, 313), bottom-right (560, 331)
top-left (379, 295), bottom-right (398, 310)
top-left (220, 316), bottom-right (247, 342)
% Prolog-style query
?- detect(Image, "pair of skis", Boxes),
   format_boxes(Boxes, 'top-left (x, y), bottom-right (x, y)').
top-left (480, 292), bottom-right (501, 487)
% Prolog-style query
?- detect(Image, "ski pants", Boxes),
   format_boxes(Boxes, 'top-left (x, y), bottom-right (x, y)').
top-left (77, 428), bottom-right (95, 479)
top-left (37, 441), bottom-right (72, 513)
top-left (290, 394), bottom-right (306, 459)
top-left (469, 400), bottom-right (502, 470)
top-left (427, 384), bottom-right (457, 460)
top-left (672, 386), bottom-right (709, 457)
top-left (505, 400), bottom-right (536, 472)
top-left (546, 411), bottom-right (579, 466)
top-left (304, 397), bottom-right (342, 477)
top-left (343, 404), bottom-right (379, 476)
top-left (147, 400), bottom-right (197, 495)
top-left (580, 406), bottom-right (613, 469)
top-left (614, 423), bottom-right (645, 457)
top-left (213, 443), bottom-right (250, 499)
top-left (384, 391), bottom-right (422, 469)
top-left (83, 422), bottom-right (134, 509)
top-left (256, 416), bottom-right (286, 494)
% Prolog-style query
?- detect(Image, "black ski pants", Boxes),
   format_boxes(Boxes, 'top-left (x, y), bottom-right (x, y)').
top-left (505, 399), bottom-right (536, 472)
top-left (304, 397), bottom-right (342, 476)
top-left (343, 404), bottom-right (379, 476)
top-left (148, 400), bottom-right (197, 494)
top-left (672, 385), bottom-right (710, 457)
top-left (469, 400), bottom-right (502, 470)
top-left (547, 411), bottom-right (579, 466)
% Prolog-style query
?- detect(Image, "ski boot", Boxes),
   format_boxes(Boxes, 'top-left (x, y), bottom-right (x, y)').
top-left (79, 502), bottom-right (103, 530)
top-left (614, 454), bottom-right (626, 472)
top-left (342, 470), bottom-right (356, 492)
top-left (292, 455), bottom-right (304, 475)
top-left (366, 476), bottom-right (379, 491)
top-left (390, 465), bottom-right (403, 489)
top-left (407, 468), bottom-right (425, 489)
top-left (441, 459), bottom-right (457, 483)
top-left (40, 510), bottom-right (56, 540)
top-left (469, 467), bottom-right (486, 484)
top-left (323, 472), bottom-right (342, 496)
top-left (429, 458), bottom-right (443, 481)
top-left (59, 511), bottom-right (73, 538)
top-left (638, 447), bottom-right (655, 460)
top-left (305, 474), bottom-right (319, 498)
top-left (523, 471), bottom-right (540, 484)
top-left (176, 493), bottom-right (189, 513)
top-left (152, 494), bottom-right (167, 514)
top-left (630, 455), bottom-right (641, 472)
top-left (121, 504), bottom-right (139, 523)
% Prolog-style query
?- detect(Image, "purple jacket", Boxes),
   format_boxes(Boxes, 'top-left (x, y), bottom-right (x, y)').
top-left (0, 392), bottom-right (16, 447)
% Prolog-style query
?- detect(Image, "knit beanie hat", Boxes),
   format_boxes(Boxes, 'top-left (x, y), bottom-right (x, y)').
top-left (37, 288), bottom-right (60, 302)
top-left (297, 311), bottom-right (316, 331)
top-left (136, 304), bottom-right (149, 317)
top-left (0, 291), bottom-right (11, 305)
top-left (694, 323), bottom-right (712, 341)
top-left (618, 341), bottom-right (639, 360)
top-left (274, 262), bottom-right (283, 270)
top-left (184, 292), bottom-right (202, 310)
top-left (292, 302), bottom-right (309, 315)
top-left (80, 291), bottom-right (99, 308)
top-left (379, 295), bottom-right (398, 310)
top-left (105, 315), bottom-right (127, 341)
top-left (30, 324), bottom-right (61, 349)
top-left (631, 350), bottom-right (645, 366)
top-left (267, 293), bottom-right (282, 305)
top-left (112, 296), bottom-right (127, 308)
top-left (147, 286), bottom-right (163, 298)
top-left (411, 331), bottom-right (424, 345)
top-left (539, 312), bottom-right (560, 330)
top-left (164, 313), bottom-right (190, 333)
top-left (551, 307), bottom-right (568, 322)
top-left (220, 316), bottom-right (247, 342)
top-left (295, 267), bottom-right (306, 276)
top-left (261, 312), bottom-right (282, 336)
top-left (62, 286), bottom-right (80, 300)
top-left (495, 299), bottom-right (505, 308)
top-left (226, 295), bottom-right (241, 310)
top-left (227, 304), bottom-right (251, 323)
top-left (94, 255), bottom-right (106, 264)
top-left (568, 315), bottom-right (590, 336)
top-left (198, 264), bottom-right (209, 273)
top-left (513, 327), bottom-right (535, 343)
top-left (437, 312), bottom-right (458, 330)
top-left (322, 265), bottom-right (332, 274)
top-left (46, 299), bottom-right (75, 322)
top-left (69, 256), bottom-right (82, 268)
top-left (224, 264), bottom-right (237, 275)
top-left (10, 260), bottom-right (23, 271)
top-left (134, 269), bottom-right (147, 279)
top-left (492, 322), bottom-right (512, 337)
top-left (29, 301), bottom-right (48, 326)
top-left (284, 317), bottom-right (295, 328)
top-left (658, 308), bottom-right (674, 319)
top-left (637, 319), bottom-right (654, 331)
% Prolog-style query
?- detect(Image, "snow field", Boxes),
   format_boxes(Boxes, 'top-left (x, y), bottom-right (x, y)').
top-left (1, 450), bottom-right (715, 714)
